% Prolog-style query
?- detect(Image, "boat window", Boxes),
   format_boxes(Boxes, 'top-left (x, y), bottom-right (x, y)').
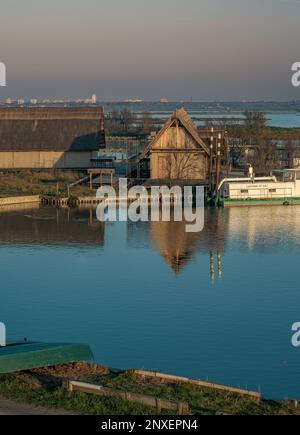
top-left (241, 189), bottom-right (248, 194)
top-left (275, 173), bottom-right (284, 182)
top-left (269, 189), bottom-right (276, 193)
top-left (296, 173), bottom-right (300, 181)
top-left (284, 172), bottom-right (295, 182)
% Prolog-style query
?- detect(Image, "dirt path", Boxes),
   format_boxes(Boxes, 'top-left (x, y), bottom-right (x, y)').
top-left (0, 396), bottom-right (77, 415)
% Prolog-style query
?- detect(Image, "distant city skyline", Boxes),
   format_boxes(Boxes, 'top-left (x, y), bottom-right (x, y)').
top-left (1, 0), bottom-right (300, 101)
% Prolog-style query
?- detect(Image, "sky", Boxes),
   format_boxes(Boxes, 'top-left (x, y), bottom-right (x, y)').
top-left (0, 0), bottom-right (300, 101)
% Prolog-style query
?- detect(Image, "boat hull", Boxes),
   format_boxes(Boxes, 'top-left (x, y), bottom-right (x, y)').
top-left (223, 197), bottom-right (300, 207)
top-left (0, 342), bottom-right (94, 373)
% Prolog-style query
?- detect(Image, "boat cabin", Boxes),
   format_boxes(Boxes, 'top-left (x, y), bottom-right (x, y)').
top-left (221, 169), bottom-right (300, 201)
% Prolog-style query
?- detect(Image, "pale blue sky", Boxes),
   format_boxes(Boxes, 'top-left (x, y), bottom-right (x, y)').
top-left (0, 0), bottom-right (299, 100)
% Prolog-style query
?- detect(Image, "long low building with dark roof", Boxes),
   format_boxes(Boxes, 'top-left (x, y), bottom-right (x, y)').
top-left (0, 107), bottom-right (105, 169)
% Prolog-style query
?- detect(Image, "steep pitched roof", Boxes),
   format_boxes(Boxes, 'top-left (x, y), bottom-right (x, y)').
top-left (140, 108), bottom-right (210, 160)
top-left (0, 107), bottom-right (105, 152)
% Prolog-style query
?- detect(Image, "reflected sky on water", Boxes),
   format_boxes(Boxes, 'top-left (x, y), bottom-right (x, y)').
top-left (0, 204), bottom-right (300, 399)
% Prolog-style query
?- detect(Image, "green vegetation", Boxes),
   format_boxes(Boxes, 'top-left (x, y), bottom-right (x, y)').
top-left (267, 127), bottom-right (300, 139)
top-left (0, 171), bottom-right (94, 198)
top-left (0, 364), bottom-right (298, 415)
top-left (226, 111), bottom-right (300, 173)
top-left (228, 125), bottom-right (300, 141)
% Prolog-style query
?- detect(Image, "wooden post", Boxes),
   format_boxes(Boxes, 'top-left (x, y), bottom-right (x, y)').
top-left (210, 250), bottom-right (215, 283)
top-left (67, 380), bottom-right (73, 392)
top-left (225, 130), bottom-right (229, 176)
top-left (137, 162), bottom-right (141, 179)
top-left (217, 250), bottom-right (222, 279)
top-left (216, 133), bottom-right (222, 199)
top-left (177, 402), bottom-right (186, 415)
top-left (156, 398), bottom-right (162, 415)
top-left (209, 127), bottom-right (214, 194)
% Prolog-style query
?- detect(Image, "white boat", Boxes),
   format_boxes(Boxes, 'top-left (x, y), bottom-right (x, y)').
top-left (219, 169), bottom-right (300, 204)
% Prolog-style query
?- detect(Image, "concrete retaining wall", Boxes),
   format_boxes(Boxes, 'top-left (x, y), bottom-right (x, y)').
top-left (0, 195), bottom-right (41, 207)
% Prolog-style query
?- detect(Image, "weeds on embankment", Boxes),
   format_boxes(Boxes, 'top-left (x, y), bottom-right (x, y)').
top-left (0, 363), bottom-right (297, 415)
top-left (0, 170), bottom-right (92, 198)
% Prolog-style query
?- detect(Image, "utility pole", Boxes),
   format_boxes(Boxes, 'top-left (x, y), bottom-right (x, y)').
top-left (209, 127), bottom-right (214, 195)
top-left (216, 133), bottom-right (222, 200)
top-left (225, 130), bottom-right (230, 176)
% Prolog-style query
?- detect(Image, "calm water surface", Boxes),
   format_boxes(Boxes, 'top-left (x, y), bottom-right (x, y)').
top-left (153, 112), bottom-right (300, 128)
top-left (1, 205), bottom-right (300, 399)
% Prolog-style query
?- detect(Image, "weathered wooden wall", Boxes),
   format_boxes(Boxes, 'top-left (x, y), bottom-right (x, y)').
top-left (0, 150), bottom-right (98, 169)
top-left (150, 117), bottom-right (209, 180)
top-left (151, 151), bottom-right (207, 179)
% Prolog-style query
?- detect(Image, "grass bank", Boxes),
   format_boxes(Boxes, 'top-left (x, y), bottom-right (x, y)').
top-left (0, 363), bottom-right (298, 415)
top-left (0, 170), bottom-right (93, 198)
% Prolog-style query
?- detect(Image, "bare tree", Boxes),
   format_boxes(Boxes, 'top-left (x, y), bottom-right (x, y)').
top-left (250, 138), bottom-right (280, 175)
top-left (140, 112), bottom-right (155, 133)
top-left (244, 111), bottom-right (267, 136)
top-left (285, 140), bottom-right (297, 168)
top-left (120, 109), bottom-right (134, 132)
top-left (164, 152), bottom-right (202, 179)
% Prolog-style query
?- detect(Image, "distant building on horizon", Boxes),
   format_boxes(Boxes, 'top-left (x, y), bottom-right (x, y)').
top-left (124, 99), bottom-right (143, 103)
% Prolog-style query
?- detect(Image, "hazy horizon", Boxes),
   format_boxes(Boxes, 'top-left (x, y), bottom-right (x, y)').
top-left (1, 0), bottom-right (300, 101)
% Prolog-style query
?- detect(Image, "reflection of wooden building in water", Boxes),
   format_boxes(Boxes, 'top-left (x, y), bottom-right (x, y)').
top-left (140, 108), bottom-right (210, 181)
top-left (0, 207), bottom-right (104, 246)
top-left (150, 210), bottom-right (227, 278)
top-left (127, 210), bottom-right (227, 278)
top-left (126, 206), bottom-right (300, 279)
top-left (150, 220), bottom-right (199, 274)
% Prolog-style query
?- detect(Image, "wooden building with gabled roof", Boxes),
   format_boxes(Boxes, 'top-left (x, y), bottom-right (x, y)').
top-left (140, 108), bottom-right (210, 181)
top-left (0, 107), bottom-right (105, 170)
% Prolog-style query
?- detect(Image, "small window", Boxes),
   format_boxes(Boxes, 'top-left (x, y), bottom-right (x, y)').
top-left (240, 189), bottom-right (249, 194)
top-left (269, 189), bottom-right (277, 193)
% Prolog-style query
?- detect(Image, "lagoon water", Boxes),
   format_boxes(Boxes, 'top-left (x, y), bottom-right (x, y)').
top-left (198, 113), bottom-right (300, 128)
top-left (1, 205), bottom-right (300, 400)
top-left (153, 112), bottom-right (300, 128)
